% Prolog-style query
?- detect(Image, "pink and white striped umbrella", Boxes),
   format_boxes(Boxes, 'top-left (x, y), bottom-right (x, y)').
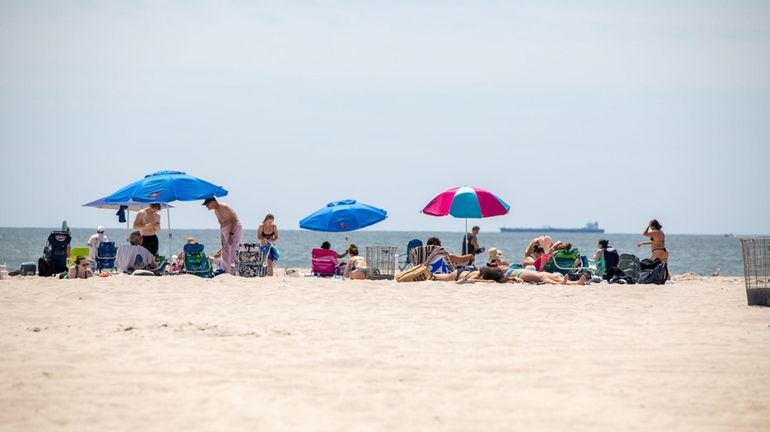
top-left (422, 186), bottom-right (510, 219)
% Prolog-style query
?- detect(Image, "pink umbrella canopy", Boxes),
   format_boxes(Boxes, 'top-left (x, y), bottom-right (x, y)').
top-left (422, 186), bottom-right (510, 219)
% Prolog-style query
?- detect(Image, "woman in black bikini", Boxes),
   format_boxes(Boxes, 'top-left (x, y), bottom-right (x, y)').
top-left (637, 219), bottom-right (669, 264)
top-left (258, 213), bottom-right (280, 276)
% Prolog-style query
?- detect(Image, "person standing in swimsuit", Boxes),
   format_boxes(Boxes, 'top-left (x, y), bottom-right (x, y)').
top-left (637, 219), bottom-right (669, 263)
top-left (203, 197), bottom-right (243, 274)
top-left (258, 213), bottom-right (279, 276)
top-left (133, 203), bottom-right (161, 256)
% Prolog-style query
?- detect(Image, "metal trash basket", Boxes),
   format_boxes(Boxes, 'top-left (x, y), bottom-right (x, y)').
top-left (740, 238), bottom-right (770, 307)
top-left (365, 246), bottom-right (397, 280)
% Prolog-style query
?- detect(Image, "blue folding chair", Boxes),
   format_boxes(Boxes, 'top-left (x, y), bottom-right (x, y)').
top-left (96, 241), bottom-right (117, 272)
top-left (399, 239), bottom-right (423, 270)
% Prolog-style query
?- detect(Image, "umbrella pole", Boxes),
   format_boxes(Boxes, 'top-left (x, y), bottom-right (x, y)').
top-left (464, 218), bottom-right (468, 254)
top-left (126, 210), bottom-right (130, 237)
top-left (167, 207), bottom-right (172, 258)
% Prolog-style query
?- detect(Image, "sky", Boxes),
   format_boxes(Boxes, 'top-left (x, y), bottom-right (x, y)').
top-left (1, 0), bottom-right (769, 234)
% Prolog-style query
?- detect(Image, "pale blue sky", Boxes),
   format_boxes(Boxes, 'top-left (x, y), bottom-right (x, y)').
top-left (1, 1), bottom-right (768, 234)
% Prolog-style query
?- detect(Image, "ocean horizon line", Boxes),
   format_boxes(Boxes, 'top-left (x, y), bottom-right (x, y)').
top-left (0, 226), bottom-right (760, 237)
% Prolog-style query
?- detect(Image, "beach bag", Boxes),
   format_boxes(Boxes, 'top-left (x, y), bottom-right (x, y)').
top-left (37, 257), bottom-right (52, 277)
top-left (396, 263), bottom-right (433, 282)
top-left (639, 259), bottom-right (667, 285)
top-left (567, 268), bottom-right (593, 282)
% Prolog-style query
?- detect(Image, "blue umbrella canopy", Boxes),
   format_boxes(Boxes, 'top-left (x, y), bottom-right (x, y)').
top-left (103, 170), bottom-right (228, 203)
top-left (299, 199), bottom-right (387, 232)
top-left (83, 197), bottom-right (172, 211)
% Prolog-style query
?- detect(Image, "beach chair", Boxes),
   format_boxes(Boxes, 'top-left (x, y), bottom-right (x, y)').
top-left (237, 243), bottom-right (267, 278)
top-left (593, 248), bottom-right (620, 280)
top-left (410, 245), bottom-right (457, 274)
top-left (183, 243), bottom-right (214, 278)
top-left (542, 248), bottom-right (589, 275)
top-left (399, 239), bottom-right (423, 270)
top-left (311, 248), bottom-right (341, 277)
top-left (96, 241), bottom-right (117, 272)
top-left (69, 246), bottom-right (91, 266)
top-left (618, 253), bottom-right (641, 281)
top-left (40, 230), bottom-right (71, 276)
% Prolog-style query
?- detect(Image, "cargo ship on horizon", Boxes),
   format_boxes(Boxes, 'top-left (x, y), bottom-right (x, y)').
top-left (500, 221), bottom-right (605, 234)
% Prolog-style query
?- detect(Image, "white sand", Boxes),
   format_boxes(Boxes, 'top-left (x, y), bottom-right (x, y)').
top-left (1, 273), bottom-right (769, 431)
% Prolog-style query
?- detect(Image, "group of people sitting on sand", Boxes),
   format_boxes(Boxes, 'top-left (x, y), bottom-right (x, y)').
top-left (393, 219), bottom-right (669, 284)
top-left (64, 211), bottom-right (668, 282)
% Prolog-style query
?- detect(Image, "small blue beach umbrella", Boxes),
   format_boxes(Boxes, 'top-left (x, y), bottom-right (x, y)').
top-left (299, 199), bottom-right (387, 232)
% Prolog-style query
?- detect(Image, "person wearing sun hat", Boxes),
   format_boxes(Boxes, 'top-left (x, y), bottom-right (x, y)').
top-left (486, 247), bottom-right (510, 269)
top-left (87, 225), bottom-right (109, 261)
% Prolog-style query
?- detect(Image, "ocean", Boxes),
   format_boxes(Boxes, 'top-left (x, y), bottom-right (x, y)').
top-left (0, 227), bottom-right (747, 276)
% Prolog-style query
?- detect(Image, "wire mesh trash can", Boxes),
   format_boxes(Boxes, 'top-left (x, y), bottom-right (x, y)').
top-left (366, 246), bottom-right (397, 280)
top-left (740, 238), bottom-right (770, 307)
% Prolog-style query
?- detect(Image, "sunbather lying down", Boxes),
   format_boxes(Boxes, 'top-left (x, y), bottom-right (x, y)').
top-left (432, 266), bottom-right (587, 285)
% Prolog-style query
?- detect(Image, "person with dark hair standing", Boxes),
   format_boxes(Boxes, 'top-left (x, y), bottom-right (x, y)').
top-left (133, 203), bottom-right (161, 256)
top-left (463, 226), bottom-right (485, 255)
top-left (637, 219), bottom-right (668, 263)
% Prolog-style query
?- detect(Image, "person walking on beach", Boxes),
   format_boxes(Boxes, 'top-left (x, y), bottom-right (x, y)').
top-left (637, 219), bottom-right (668, 263)
top-left (203, 197), bottom-right (242, 274)
top-left (87, 225), bottom-right (108, 261)
top-left (133, 203), bottom-right (161, 256)
top-left (257, 213), bottom-right (280, 276)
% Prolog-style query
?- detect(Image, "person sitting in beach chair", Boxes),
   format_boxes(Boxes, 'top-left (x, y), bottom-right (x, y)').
top-left (589, 239), bottom-right (620, 280)
top-left (183, 242), bottom-right (215, 278)
top-left (312, 246), bottom-right (343, 277)
top-left (116, 231), bottom-right (158, 274)
top-left (410, 237), bottom-right (474, 275)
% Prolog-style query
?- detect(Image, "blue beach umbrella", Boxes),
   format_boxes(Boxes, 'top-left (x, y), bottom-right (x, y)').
top-left (101, 170), bottom-right (228, 256)
top-left (103, 170), bottom-right (227, 203)
top-left (299, 199), bottom-right (387, 232)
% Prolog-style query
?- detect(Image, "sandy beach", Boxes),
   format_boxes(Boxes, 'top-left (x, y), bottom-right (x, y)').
top-left (1, 273), bottom-right (768, 431)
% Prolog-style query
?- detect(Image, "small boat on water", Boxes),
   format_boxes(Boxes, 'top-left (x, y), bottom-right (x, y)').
top-left (500, 221), bottom-right (605, 234)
